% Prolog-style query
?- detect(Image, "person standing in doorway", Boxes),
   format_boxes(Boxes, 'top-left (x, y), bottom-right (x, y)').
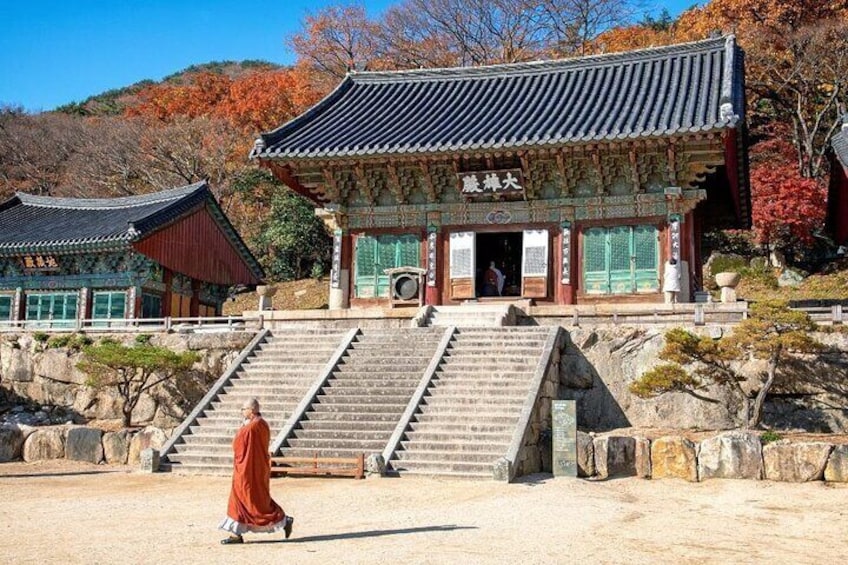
top-left (482, 261), bottom-right (503, 296)
top-left (663, 258), bottom-right (682, 303)
top-left (219, 397), bottom-right (293, 544)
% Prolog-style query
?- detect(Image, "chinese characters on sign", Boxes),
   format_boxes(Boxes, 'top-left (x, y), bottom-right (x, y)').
top-left (330, 230), bottom-right (343, 289)
top-left (669, 216), bottom-right (681, 262)
top-left (427, 230), bottom-right (437, 287)
top-left (21, 254), bottom-right (60, 272)
top-left (457, 169), bottom-right (524, 198)
top-left (561, 222), bottom-right (571, 285)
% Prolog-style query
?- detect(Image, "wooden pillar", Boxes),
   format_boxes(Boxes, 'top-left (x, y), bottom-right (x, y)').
top-left (162, 269), bottom-right (173, 317)
top-left (190, 279), bottom-right (200, 317)
top-left (558, 222), bottom-right (575, 305)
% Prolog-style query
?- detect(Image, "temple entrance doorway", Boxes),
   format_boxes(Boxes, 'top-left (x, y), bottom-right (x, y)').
top-left (475, 232), bottom-right (523, 297)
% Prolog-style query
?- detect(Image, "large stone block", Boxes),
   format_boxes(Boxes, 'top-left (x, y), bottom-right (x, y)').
top-left (763, 441), bottom-right (832, 482)
top-left (102, 430), bottom-right (130, 464)
top-left (0, 425), bottom-right (24, 462)
top-left (634, 437), bottom-right (651, 479)
top-left (594, 436), bottom-right (636, 479)
top-left (576, 431), bottom-right (595, 477)
top-left (22, 427), bottom-right (66, 461)
top-left (128, 426), bottom-right (168, 465)
top-left (824, 445), bottom-right (848, 482)
top-left (651, 436), bottom-right (698, 482)
top-left (698, 431), bottom-right (763, 480)
top-left (139, 448), bottom-right (160, 473)
top-left (65, 427), bottom-right (104, 464)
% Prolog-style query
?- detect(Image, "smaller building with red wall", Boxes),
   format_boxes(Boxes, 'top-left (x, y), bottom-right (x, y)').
top-left (0, 181), bottom-right (263, 327)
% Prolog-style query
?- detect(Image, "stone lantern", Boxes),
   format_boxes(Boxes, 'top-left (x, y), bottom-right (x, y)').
top-left (714, 271), bottom-right (741, 303)
top-left (256, 285), bottom-right (277, 311)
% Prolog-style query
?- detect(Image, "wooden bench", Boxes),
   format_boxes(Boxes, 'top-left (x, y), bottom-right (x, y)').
top-left (270, 453), bottom-right (365, 480)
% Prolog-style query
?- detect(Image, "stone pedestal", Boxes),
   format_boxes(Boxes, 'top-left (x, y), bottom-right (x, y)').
top-left (139, 448), bottom-right (160, 472)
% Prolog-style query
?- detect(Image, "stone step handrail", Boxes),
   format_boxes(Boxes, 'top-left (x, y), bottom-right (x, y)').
top-left (497, 326), bottom-right (563, 482)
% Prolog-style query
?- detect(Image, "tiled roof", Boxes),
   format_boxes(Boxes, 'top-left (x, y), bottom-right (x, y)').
top-left (833, 129), bottom-right (848, 170)
top-left (0, 182), bottom-right (263, 279)
top-left (0, 182), bottom-right (208, 253)
top-left (252, 36), bottom-right (745, 160)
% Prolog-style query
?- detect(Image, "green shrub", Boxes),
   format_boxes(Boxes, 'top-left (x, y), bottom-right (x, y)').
top-left (47, 335), bottom-right (71, 348)
top-left (135, 333), bottom-right (153, 345)
top-left (32, 331), bottom-right (49, 343)
top-left (710, 255), bottom-right (748, 275)
top-left (760, 431), bottom-right (782, 444)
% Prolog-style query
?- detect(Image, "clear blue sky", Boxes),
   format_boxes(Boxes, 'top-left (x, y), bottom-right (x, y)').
top-left (0, 0), bottom-right (697, 112)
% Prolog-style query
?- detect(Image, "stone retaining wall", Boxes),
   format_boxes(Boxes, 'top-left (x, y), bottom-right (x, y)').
top-left (579, 430), bottom-right (848, 483)
top-left (0, 423), bottom-right (170, 466)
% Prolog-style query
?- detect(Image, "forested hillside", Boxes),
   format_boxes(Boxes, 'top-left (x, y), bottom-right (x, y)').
top-left (2, 0), bottom-right (847, 281)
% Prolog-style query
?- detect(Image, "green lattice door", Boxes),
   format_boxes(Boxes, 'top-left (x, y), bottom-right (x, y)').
top-left (583, 225), bottom-right (659, 295)
top-left (0, 295), bottom-right (12, 321)
top-left (92, 291), bottom-right (127, 326)
top-left (354, 235), bottom-right (420, 298)
top-left (25, 292), bottom-right (79, 328)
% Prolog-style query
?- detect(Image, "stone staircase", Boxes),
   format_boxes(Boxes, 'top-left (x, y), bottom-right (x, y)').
top-left (163, 328), bottom-right (349, 474)
top-left (275, 327), bottom-right (447, 461)
top-left (388, 327), bottom-right (553, 479)
top-left (422, 304), bottom-right (515, 327)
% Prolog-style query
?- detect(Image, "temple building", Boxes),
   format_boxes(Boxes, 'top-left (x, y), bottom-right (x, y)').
top-left (252, 36), bottom-right (750, 308)
top-left (0, 181), bottom-right (263, 327)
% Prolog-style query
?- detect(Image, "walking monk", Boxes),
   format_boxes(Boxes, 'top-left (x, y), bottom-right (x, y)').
top-left (219, 397), bottom-right (293, 544)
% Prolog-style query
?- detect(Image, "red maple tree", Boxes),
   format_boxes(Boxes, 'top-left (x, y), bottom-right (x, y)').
top-left (749, 138), bottom-right (826, 252)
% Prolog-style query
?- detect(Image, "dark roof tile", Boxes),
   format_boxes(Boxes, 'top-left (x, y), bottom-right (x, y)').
top-left (253, 36), bottom-right (745, 160)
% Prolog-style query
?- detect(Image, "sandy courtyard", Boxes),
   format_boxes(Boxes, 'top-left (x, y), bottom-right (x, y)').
top-left (0, 460), bottom-right (846, 565)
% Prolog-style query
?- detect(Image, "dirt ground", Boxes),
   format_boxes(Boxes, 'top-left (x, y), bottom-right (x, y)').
top-left (1, 460), bottom-right (846, 565)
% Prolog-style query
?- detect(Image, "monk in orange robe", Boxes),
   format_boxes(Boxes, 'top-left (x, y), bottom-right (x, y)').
top-left (219, 398), bottom-right (293, 544)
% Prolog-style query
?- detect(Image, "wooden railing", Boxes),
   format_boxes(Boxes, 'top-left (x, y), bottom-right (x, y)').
top-left (270, 453), bottom-right (365, 479)
top-left (0, 315), bottom-right (261, 333)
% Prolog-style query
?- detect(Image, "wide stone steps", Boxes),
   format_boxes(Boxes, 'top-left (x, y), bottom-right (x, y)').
top-left (277, 327), bottom-right (443, 463)
top-left (388, 326), bottom-right (549, 479)
top-left (407, 421), bottom-right (515, 433)
top-left (287, 437), bottom-right (386, 451)
top-left (282, 447), bottom-right (375, 459)
top-left (166, 328), bottom-right (351, 475)
top-left (291, 429), bottom-right (391, 441)
top-left (397, 443), bottom-right (506, 459)
top-left (299, 419), bottom-right (397, 432)
top-left (410, 411), bottom-right (520, 425)
top-left (388, 459), bottom-right (492, 478)
top-left (301, 411), bottom-right (400, 423)
top-left (403, 430), bottom-right (512, 443)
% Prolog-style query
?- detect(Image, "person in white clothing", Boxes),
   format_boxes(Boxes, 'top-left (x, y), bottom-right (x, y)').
top-left (662, 258), bottom-right (682, 303)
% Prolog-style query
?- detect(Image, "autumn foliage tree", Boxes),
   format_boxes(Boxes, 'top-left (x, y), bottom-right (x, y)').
top-left (749, 137), bottom-right (827, 255)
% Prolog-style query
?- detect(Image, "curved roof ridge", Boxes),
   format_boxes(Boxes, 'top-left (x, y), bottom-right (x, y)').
top-left (348, 36), bottom-right (732, 83)
top-left (252, 35), bottom-right (743, 161)
top-left (15, 180), bottom-right (208, 210)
